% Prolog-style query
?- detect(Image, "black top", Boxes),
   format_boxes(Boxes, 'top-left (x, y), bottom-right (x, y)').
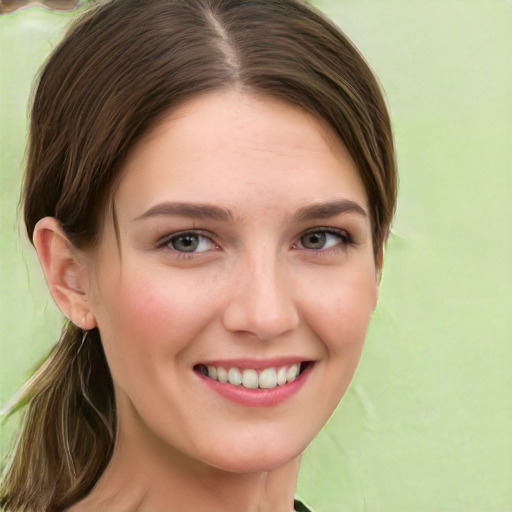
top-left (294, 498), bottom-right (313, 512)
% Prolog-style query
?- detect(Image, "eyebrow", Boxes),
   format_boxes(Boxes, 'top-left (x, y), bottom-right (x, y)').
top-left (134, 202), bottom-right (233, 222)
top-left (295, 199), bottom-right (368, 221)
top-left (134, 199), bottom-right (368, 223)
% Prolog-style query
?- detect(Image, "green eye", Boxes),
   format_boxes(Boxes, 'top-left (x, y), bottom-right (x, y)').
top-left (168, 233), bottom-right (215, 253)
top-left (298, 229), bottom-right (349, 250)
top-left (171, 234), bottom-right (200, 252)
top-left (300, 232), bottom-right (327, 250)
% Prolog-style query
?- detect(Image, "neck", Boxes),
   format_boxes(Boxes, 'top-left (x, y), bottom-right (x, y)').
top-left (69, 406), bottom-right (301, 512)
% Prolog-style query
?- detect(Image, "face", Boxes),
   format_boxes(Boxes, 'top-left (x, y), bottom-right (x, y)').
top-left (85, 90), bottom-right (379, 473)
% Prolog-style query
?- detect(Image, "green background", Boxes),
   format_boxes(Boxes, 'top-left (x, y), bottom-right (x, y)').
top-left (1, 1), bottom-right (511, 511)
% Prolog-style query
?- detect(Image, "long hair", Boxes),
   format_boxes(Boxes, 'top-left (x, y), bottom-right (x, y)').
top-left (1, 1), bottom-right (397, 510)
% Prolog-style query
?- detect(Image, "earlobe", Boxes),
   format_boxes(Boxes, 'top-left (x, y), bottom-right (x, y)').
top-left (33, 217), bottom-right (97, 330)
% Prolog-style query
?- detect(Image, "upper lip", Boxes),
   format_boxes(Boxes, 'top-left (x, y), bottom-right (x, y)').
top-left (195, 357), bottom-right (314, 370)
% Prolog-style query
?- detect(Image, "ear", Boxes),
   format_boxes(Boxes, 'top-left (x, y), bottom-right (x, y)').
top-left (33, 217), bottom-right (97, 330)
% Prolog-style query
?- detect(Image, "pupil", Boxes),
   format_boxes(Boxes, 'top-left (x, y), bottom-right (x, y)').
top-left (303, 232), bottom-right (326, 249)
top-left (172, 235), bottom-right (198, 252)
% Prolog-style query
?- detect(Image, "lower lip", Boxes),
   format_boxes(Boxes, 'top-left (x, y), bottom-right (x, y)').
top-left (196, 365), bottom-right (312, 407)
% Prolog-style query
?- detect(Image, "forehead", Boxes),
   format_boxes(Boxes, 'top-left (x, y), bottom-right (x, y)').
top-left (114, 90), bottom-right (368, 222)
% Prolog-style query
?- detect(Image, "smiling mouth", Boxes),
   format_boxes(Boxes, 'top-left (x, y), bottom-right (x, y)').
top-left (194, 362), bottom-right (312, 390)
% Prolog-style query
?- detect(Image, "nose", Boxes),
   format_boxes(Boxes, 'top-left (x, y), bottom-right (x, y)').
top-left (221, 255), bottom-right (300, 341)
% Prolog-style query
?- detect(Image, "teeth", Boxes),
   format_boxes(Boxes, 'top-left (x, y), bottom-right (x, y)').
top-left (286, 363), bottom-right (300, 382)
top-left (217, 366), bottom-right (228, 383)
top-left (228, 367), bottom-right (242, 386)
top-left (259, 368), bottom-right (277, 389)
top-left (207, 366), bottom-right (217, 380)
top-left (277, 366), bottom-right (287, 386)
top-left (200, 363), bottom-right (305, 389)
top-left (242, 369), bottom-right (259, 389)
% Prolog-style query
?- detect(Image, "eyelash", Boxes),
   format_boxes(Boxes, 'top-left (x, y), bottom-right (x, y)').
top-left (294, 227), bottom-right (353, 254)
top-left (156, 230), bottom-right (219, 259)
top-left (155, 227), bottom-right (353, 258)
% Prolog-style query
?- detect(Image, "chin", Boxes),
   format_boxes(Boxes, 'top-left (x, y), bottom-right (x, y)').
top-left (208, 452), bottom-right (299, 475)
top-left (197, 432), bottom-right (310, 475)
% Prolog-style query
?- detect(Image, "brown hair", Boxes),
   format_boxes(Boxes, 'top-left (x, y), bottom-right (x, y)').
top-left (1, 0), bottom-right (397, 510)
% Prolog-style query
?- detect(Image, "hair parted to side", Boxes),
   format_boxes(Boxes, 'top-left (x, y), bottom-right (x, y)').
top-left (1, 0), bottom-right (397, 510)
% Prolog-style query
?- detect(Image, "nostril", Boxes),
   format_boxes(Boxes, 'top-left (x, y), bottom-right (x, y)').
top-left (221, 275), bottom-right (300, 340)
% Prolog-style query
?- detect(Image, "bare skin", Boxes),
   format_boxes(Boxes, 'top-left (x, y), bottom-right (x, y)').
top-left (67, 439), bottom-right (300, 512)
top-left (37, 90), bottom-right (379, 512)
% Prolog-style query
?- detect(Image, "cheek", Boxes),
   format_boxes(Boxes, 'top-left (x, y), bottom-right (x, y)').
top-left (305, 265), bottom-right (378, 354)
top-left (294, 266), bottom-right (378, 429)
top-left (90, 266), bottom-right (210, 375)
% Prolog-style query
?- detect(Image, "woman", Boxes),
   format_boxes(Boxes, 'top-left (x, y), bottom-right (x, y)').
top-left (1, 0), bottom-right (397, 511)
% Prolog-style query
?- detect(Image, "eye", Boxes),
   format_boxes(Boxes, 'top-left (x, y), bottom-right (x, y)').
top-left (297, 229), bottom-right (350, 251)
top-left (162, 232), bottom-right (217, 253)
